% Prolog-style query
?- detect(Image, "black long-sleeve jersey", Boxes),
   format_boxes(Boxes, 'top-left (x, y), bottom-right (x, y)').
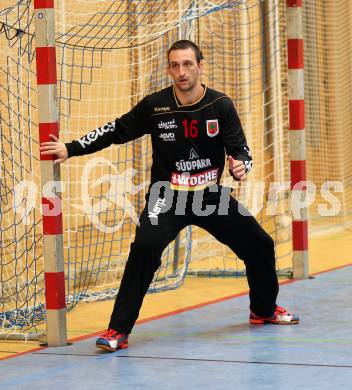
top-left (66, 85), bottom-right (252, 191)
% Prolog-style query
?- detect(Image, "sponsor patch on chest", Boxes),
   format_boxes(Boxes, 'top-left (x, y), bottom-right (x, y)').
top-left (170, 168), bottom-right (219, 191)
top-left (158, 132), bottom-right (176, 141)
top-left (175, 158), bottom-right (212, 172)
top-left (158, 118), bottom-right (177, 130)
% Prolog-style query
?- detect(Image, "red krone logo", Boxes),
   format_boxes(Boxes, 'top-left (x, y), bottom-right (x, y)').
top-left (206, 119), bottom-right (219, 137)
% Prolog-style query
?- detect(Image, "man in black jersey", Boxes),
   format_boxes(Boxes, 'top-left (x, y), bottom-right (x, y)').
top-left (40, 40), bottom-right (299, 352)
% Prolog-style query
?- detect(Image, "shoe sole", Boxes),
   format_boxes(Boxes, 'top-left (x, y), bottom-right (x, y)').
top-left (96, 342), bottom-right (128, 352)
top-left (250, 318), bottom-right (300, 325)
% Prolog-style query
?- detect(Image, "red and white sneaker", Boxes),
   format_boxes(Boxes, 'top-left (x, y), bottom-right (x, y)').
top-left (250, 305), bottom-right (299, 325)
top-left (96, 329), bottom-right (128, 352)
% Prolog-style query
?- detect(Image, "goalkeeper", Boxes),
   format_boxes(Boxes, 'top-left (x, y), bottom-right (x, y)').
top-left (40, 40), bottom-right (299, 352)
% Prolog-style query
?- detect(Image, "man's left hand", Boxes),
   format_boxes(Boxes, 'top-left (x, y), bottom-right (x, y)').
top-left (228, 156), bottom-right (246, 181)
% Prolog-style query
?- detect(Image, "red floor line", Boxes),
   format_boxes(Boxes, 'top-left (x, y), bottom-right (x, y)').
top-left (70, 289), bottom-right (252, 343)
top-left (2, 262), bottom-right (351, 360)
top-left (311, 262), bottom-right (352, 276)
top-left (0, 345), bottom-right (45, 362)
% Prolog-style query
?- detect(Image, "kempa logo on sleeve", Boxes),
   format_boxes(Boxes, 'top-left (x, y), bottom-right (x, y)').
top-left (78, 122), bottom-right (115, 148)
top-left (245, 160), bottom-right (253, 173)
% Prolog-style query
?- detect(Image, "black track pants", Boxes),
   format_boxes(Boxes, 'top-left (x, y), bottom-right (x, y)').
top-left (108, 188), bottom-right (279, 334)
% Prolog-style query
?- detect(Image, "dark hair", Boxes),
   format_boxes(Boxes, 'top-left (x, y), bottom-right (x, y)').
top-left (167, 40), bottom-right (204, 64)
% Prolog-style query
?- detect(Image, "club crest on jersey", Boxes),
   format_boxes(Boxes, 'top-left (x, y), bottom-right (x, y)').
top-left (206, 119), bottom-right (219, 137)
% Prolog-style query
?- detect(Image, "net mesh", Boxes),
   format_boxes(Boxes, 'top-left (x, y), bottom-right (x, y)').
top-left (2, 0), bottom-right (349, 338)
top-left (1, 0), bottom-right (289, 337)
top-left (303, 1), bottom-right (352, 233)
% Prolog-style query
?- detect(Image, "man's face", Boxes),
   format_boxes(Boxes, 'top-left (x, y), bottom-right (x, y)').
top-left (168, 48), bottom-right (203, 92)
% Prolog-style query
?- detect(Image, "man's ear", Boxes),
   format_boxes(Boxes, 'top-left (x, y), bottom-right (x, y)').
top-left (198, 60), bottom-right (204, 75)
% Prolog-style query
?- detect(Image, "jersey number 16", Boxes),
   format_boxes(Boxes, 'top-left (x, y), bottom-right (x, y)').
top-left (182, 119), bottom-right (199, 139)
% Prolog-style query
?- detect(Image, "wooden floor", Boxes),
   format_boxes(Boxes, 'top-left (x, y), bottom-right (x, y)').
top-left (1, 228), bottom-right (351, 360)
